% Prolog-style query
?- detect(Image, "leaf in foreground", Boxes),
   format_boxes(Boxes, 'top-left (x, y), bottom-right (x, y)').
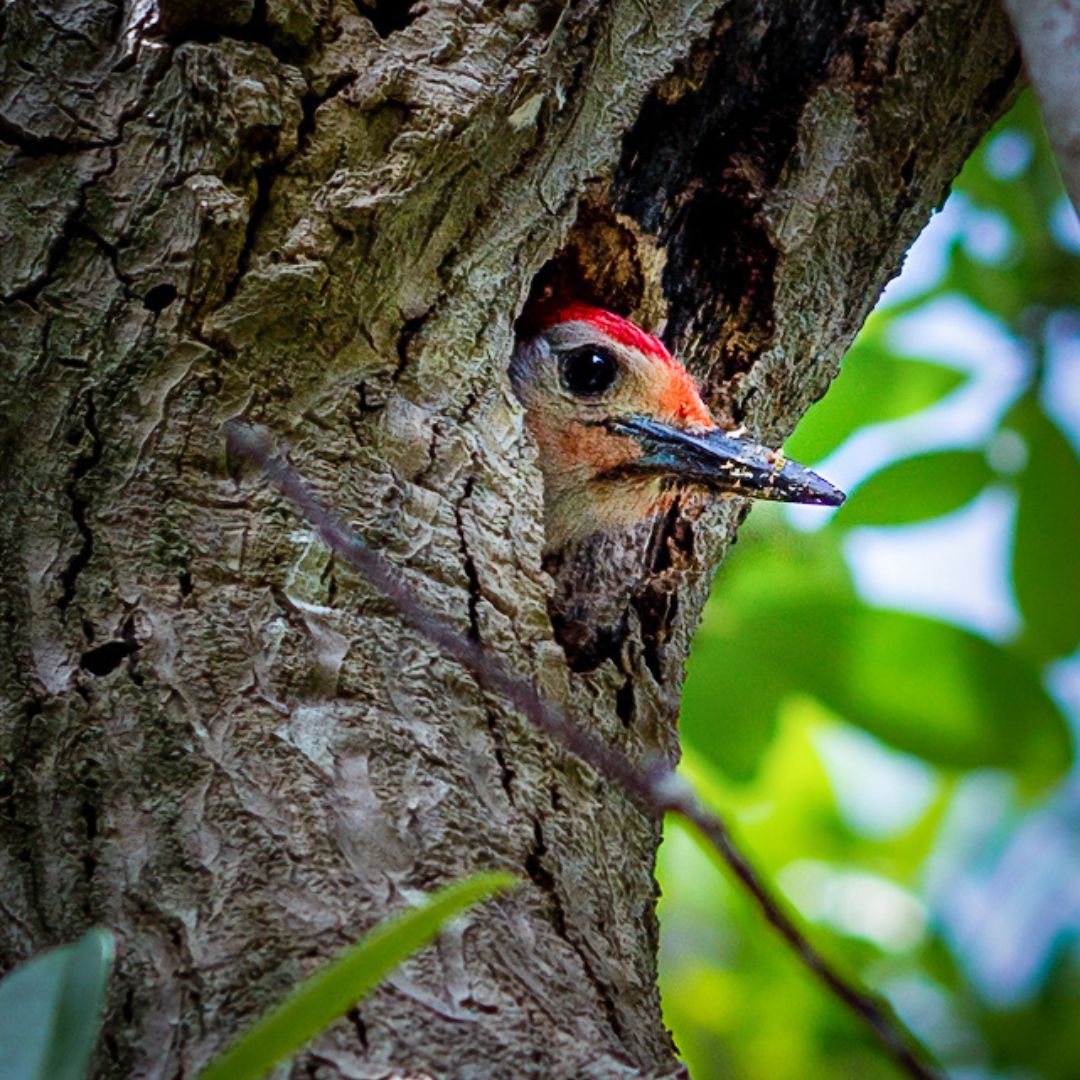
top-left (199, 872), bottom-right (517, 1080)
top-left (0, 928), bottom-right (114, 1080)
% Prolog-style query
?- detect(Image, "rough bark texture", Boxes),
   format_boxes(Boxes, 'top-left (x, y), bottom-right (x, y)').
top-left (0, 2), bottom-right (1017, 1078)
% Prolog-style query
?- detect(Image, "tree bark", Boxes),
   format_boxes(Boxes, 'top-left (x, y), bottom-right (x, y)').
top-left (0, 1), bottom-right (1017, 1077)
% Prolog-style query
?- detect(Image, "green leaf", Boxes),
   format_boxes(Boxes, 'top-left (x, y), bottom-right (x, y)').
top-left (832, 608), bottom-right (1069, 777)
top-left (199, 872), bottom-right (516, 1080)
top-left (785, 338), bottom-right (966, 465)
top-left (838, 450), bottom-right (993, 527)
top-left (0, 929), bottom-right (114, 1080)
top-left (1010, 395), bottom-right (1080, 660)
top-left (686, 502), bottom-right (1070, 780)
top-left (684, 585), bottom-right (1070, 781)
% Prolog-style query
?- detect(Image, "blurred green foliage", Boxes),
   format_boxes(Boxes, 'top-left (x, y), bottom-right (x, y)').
top-left (662, 92), bottom-right (1080, 1079)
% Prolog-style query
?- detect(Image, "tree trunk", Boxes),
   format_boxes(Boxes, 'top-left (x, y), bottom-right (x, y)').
top-left (0, 1), bottom-right (1017, 1077)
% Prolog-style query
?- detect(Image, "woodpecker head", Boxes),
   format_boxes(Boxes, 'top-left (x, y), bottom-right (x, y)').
top-left (511, 300), bottom-right (844, 549)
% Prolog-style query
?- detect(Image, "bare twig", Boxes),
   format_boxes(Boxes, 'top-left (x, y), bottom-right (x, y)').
top-left (225, 419), bottom-right (941, 1080)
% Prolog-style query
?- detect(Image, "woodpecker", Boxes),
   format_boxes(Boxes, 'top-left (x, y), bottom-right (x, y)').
top-left (511, 300), bottom-right (843, 551)
top-left (510, 300), bottom-right (844, 672)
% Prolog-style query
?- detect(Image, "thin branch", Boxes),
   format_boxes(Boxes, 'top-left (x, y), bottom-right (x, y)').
top-left (225, 419), bottom-right (942, 1080)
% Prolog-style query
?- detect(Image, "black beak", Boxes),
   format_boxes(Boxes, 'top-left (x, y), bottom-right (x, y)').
top-left (609, 416), bottom-right (845, 507)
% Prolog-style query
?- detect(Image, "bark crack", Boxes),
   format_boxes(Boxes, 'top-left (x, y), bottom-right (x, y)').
top-left (392, 310), bottom-right (432, 383)
top-left (59, 390), bottom-right (104, 614)
top-left (2, 184), bottom-right (91, 305)
top-left (453, 471), bottom-right (516, 800)
top-left (346, 1006), bottom-right (368, 1050)
top-left (0, 113), bottom-right (110, 156)
top-left (78, 786), bottom-right (99, 894)
top-left (221, 158), bottom-right (277, 304)
top-left (213, 69), bottom-right (355, 313)
top-left (453, 475), bottom-right (482, 644)
top-left (2, 40), bottom-right (173, 304)
top-left (524, 819), bottom-right (630, 1051)
top-left (0, 32), bottom-right (170, 159)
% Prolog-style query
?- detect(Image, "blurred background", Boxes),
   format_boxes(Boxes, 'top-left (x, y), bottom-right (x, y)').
top-left (658, 91), bottom-right (1080, 1080)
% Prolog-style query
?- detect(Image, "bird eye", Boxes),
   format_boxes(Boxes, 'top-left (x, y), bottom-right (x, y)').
top-left (559, 346), bottom-right (619, 398)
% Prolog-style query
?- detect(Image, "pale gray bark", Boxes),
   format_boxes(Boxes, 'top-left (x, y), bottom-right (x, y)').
top-left (0, 2), bottom-right (1018, 1078)
top-left (1005, 0), bottom-right (1080, 214)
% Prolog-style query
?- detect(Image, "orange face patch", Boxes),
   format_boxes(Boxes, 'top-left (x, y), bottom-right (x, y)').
top-left (656, 361), bottom-right (714, 428)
